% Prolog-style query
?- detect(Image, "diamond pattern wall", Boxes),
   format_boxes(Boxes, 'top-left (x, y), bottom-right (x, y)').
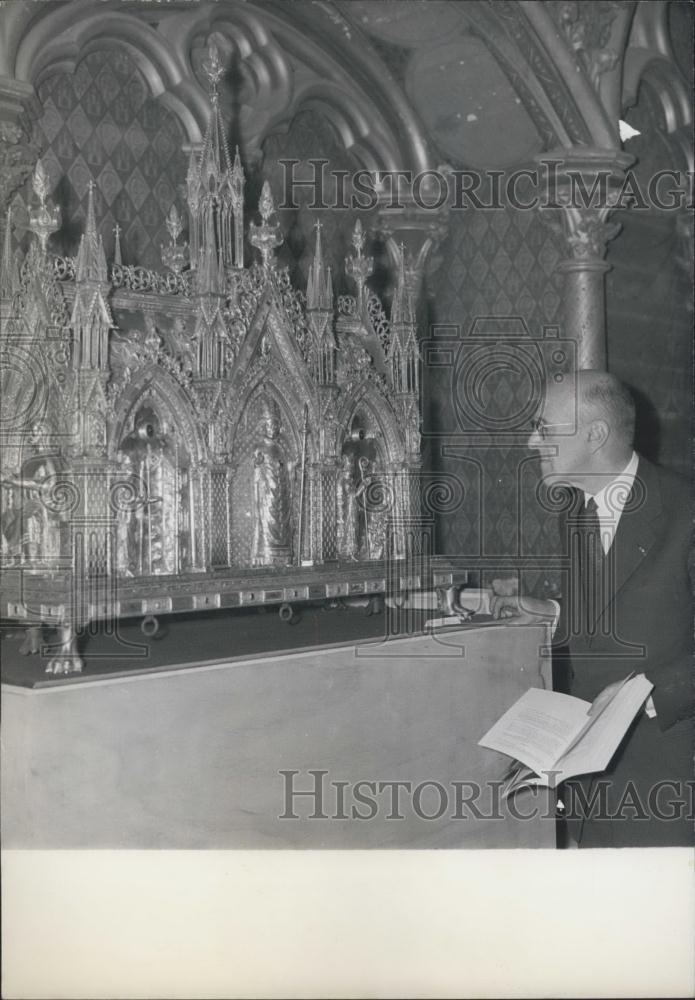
top-left (427, 188), bottom-right (566, 593)
top-left (261, 110), bottom-right (376, 297)
top-left (13, 49), bottom-right (187, 270)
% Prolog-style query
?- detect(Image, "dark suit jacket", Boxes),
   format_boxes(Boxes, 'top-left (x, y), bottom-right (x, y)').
top-left (553, 457), bottom-right (693, 846)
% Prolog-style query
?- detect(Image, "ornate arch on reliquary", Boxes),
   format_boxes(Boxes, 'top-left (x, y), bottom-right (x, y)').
top-left (225, 302), bottom-right (316, 466)
top-left (108, 366), bottom-right (206, 466)
top-left (227, 359), bottom-right (305, 469)
top-left (225, 293), bottom-right (319, 435)
top-left (334, 382), bottom-right (405, 469)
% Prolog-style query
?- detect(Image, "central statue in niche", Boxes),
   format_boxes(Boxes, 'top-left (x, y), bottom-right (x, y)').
top-left (252, 398), bottom-right (295, 567)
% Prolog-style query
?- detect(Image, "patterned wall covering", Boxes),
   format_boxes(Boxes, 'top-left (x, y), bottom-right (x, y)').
top-left (261, 109), bottom-right (376, 296)
top-left (12, 49), bottom-right (188, 270)
top-left (606, 211), bottom-right (691, 478)
top-left (427, 187), bottom-right (566, 591)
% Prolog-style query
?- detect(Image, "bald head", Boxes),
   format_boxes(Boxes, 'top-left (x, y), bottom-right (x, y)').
top-left (575, 370), bottom-right (636, 448)
top-left (533, 370), bottom-right (637, 486)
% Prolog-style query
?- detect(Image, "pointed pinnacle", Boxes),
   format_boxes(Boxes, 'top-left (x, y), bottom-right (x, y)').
top-left (85, 180), bottom-right (97, 236)
top-left (113, 223), bottom-right (122, 266)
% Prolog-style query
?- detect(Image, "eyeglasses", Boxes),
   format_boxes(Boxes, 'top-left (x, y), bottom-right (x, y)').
top-left (530, 419), bottom-right (576, 440)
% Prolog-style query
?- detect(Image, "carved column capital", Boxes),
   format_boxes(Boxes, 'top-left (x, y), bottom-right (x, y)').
top-left (547, 202), bottom-right (622, 267)
top-left (0, 76), bottom-right (40, 125)
top-left (376, 196), bottom-right (449, 295)
top-left (535, 150), bottom-right (634, 371)
top-left (0, 76), bottom-right (41, 213)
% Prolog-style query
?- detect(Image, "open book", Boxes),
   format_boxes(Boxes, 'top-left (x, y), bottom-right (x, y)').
top-left (478, 673), bottom-right (653, 797)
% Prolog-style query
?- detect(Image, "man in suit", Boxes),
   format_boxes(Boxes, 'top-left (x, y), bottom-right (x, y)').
top-left (491, 370), bottom-right (693, 847)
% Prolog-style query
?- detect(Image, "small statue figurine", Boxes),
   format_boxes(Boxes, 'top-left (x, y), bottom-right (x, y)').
top-left (120, 409), bottom-right (175, 576)
top-left (252, 399), bottom-right (294, 567)
top-left (336, 453), bottom-right (359, 561)
top-left (114, 451), bottom-right (134, 577)
top-left (358, 457), bottom-right (388, 561)
top-left (0, 462), bottom-right (56, 564)
top-left (0, 483), bottom-right (22, 563)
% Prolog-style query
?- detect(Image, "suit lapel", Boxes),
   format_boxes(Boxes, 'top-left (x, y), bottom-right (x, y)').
top-left (596, 458), bottom-right (662, 623)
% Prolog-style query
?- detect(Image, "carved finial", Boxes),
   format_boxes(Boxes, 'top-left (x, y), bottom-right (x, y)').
top-left (28, 158), bottom-right (60, 254)
top-left (32, 160), bottom-right (50, 205)
top-left (113, 223), bottom-right (122, 266)
top-left (249, 181), bottom-right (283, 269)
top-left (258, 181), bottom-right (275, 223)
top-left (351, 218), bottom-right (365, 257)
top-left (165, 204), bottom-right (183, 243)
top-left (201, 38), bottom-right (224, 96)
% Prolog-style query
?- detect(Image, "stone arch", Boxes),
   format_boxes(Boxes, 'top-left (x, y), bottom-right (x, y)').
top-left (4, 0), bottom-right (651, 177)
top-left (623, 2), bottom-right (692, 136)
top-left (5, 0), bottom-right (423, 174)
top-left (18, 17), bottom-right (201, 143)
top-left (168, 1), bottom-right (426, 171)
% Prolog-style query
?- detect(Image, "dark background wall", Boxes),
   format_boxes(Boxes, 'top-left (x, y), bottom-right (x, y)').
top-left (606, 77), bottom-right (693, 480)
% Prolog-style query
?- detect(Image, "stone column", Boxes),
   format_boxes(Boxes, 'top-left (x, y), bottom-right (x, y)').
top-left (538, 151), bottom-right (633, 371)
top-left (375, 197), bottom-right (447, 566)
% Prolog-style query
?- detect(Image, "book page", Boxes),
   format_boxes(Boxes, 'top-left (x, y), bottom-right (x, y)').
top-left (554, 674), bottom-right (653, 782)
top-left (501, 762), bottom-right (543, 797)
top-left (478, 688), bottom-right (590, 777)
top-left (558, 671), bottom-right (635, 760)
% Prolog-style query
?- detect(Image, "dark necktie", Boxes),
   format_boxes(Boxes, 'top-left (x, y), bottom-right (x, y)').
top-left (578, 495), bottom-right (604, 632)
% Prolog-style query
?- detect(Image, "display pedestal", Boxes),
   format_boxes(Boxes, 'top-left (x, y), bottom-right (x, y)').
top-left (2, 621), bottom-right (556, 849)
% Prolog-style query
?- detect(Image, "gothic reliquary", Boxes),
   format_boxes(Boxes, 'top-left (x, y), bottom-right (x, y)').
top-left (0, 46), bottom-right (452, 669)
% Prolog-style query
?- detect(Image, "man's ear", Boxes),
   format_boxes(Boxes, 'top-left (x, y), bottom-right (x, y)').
top-left (586, 418), bottom-right (609, 450)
